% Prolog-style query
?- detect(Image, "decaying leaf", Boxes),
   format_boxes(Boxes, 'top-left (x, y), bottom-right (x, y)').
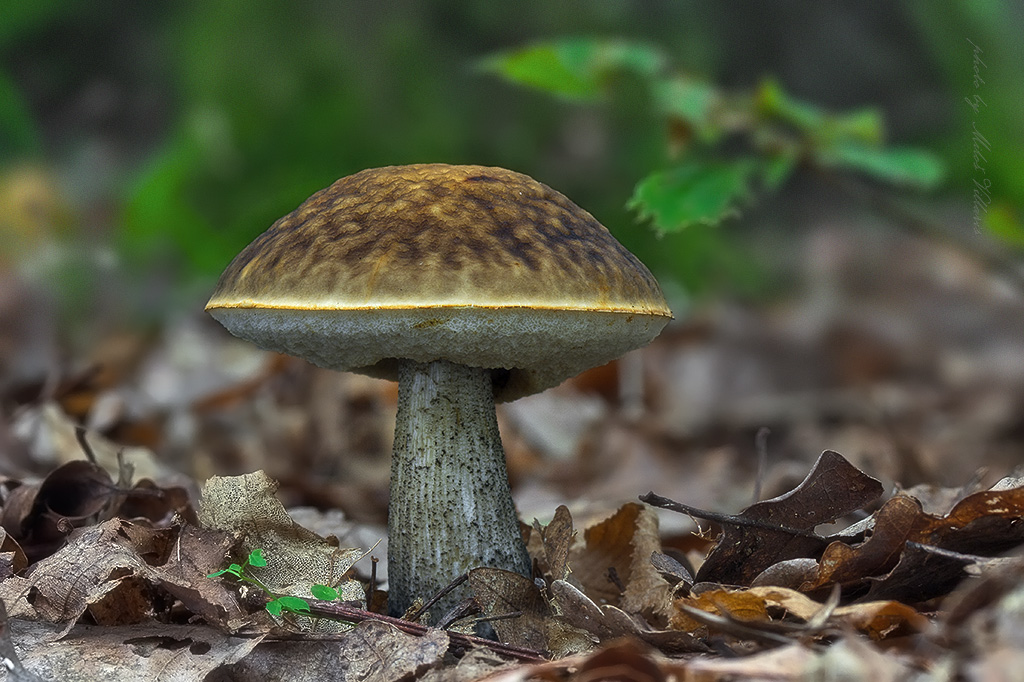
top-left (531, 504), bottom-right (573, 582)
top-left (0, 517), bottom-right (244, 638)
top-left (419, 647), bottom-right (517, 682)
top-left (690, 450), bottom-right (884, 585)
top-left (468, 567), bottom-right (553, 653)
top-left (673, 585), bottom-right (927, 640)
top-left (219, 620), bottom-right (448, 682)
top-left (0, 621), bottom-right (263, 682)
top-left (570, 502), bottom-right (674, 620)
top-left (550, 579), bottom-right (705, 654)
top-left (199, 470), bottom-right (365, 628)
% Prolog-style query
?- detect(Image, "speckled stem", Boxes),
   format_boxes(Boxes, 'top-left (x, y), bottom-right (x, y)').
top-left (388, 359), bottom-right (531, 618)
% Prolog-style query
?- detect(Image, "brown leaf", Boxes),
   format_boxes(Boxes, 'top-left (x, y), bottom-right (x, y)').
top-left (0, 526), bottom-right (28, 577)
top-left (3, 460), bottom-right (117, 562)
top-left (2, 621), bottom-right (263, 682)
top-left (691, 450), bottom-right (883, 585)
top-left (117, 478), bottom-right (197, 526)
top-left (649, 551), bottom-right (693, 590)
top-left (569, 638), bottom-right (667, 682)
top-left (751, 557), bottom-right (819, 590)
top-left (198, 470), bottom-right (366, 626)
top-left (801, 494), bottom-right (921, 592)
top-left (532, 505), bottom-right (573, 582)
top-left (798, 485), bottom-right (1024, 602)
top-left (550, 580), bottom-right (704, 655)
top-left (673, 586), bottom-right (927, 640)
top-left (221, 620), bottom-right (448, 682)
top-left (914, 485), bottom-right (1024, 555)
top-left (571, 503), bottom-right (673, 620)
top-left (468, 567), bottom-right (551, 652)
top-left (0, 518), bottom-right (245, 638)
top-left (418, 648), bottom-right (516, 682)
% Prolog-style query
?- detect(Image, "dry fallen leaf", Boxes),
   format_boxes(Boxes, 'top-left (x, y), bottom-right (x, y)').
top-left (531, 504), bottom-right (573, 582)
top-left (0, 517), bottom-right (244, 638)
top-left (198, 470), bottom-right (365, 629)
top-left (673, 585), bottom-right (928, 641)
top-left (1, 621), bottom-right (263, 682)
top-left (550, 579), bottom-right (704, 655)
top-left (218, 620), bottom-right (449, 682)
top-left (570, 502), bottom-right (674, 621)
top-left (688, 450), bottom-right (883, 586)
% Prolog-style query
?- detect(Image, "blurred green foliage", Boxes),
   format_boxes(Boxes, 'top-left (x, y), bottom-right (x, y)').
top-left (0, 1), bottom-right (1021, 320)
top-left (481, 40), bottom-right (946, 236)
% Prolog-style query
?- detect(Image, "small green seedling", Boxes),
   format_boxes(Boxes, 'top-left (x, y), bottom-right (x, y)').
top-left (208, 549), bottom-right (346, 617)
top-left (208, 548), bottom-right (312, 616)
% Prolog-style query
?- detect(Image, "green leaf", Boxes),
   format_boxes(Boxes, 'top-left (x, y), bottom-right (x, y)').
top-left (629, 160), bottom-right (755, 233)
top-left (310, 584), bottom-right (339, 601)
top-left (830, 108), bottom-right (884, 146)
top-left (757, 79), bottom-right (826, 132)
top-left (268, 596), bottom-right (311, 615)
top-left (758, 79), bottom-right (883, 146)
top-left (653, 76), bottom-right (720, 142)
top-left (248, 549), bottom-right (267, 567)
top-left (983, 202), bottom-right (1024, 249)
top-left (478, 39), bottom-right (665, 101)
top-left (823, 144), bottom-right (946, 189)
top-left (759, 153), bottom-right (798, 191)
top-left (207, 563), bottom-right (243, 579)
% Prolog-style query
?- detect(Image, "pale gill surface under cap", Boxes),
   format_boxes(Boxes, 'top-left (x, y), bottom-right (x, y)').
top-left (206, 164), bottom-right (672, 400)
top-left (208, 306), bottom-right (667, 401)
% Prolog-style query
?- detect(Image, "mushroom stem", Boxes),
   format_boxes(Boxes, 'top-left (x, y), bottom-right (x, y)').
top-left (388, 359), bottom-right (530, 618)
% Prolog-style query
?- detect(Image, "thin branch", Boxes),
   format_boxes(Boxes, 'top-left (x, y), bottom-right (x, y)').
top-left (270, 598), bottom-right (545, 662)
top-left (639, 492), bottom-right (827, 542)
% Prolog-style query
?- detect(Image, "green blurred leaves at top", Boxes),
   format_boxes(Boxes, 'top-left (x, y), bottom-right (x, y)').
top-left (122, 2), bottom-right (478, 285)
top-left (3, 1), bottom-right (1022, 315)
top-left (483, 39), bottom-right (947, 241)
top-left (477, 39), bottom-right (666, 101)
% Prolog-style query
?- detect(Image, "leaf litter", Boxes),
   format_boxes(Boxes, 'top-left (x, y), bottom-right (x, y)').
top-left (2, 230), bottom-right (1024, 678)
top-left (0, 400), bottom-right (1022, 680)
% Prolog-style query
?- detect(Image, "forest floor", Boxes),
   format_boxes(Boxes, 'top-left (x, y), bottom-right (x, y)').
top-left (1, 224), bottom-right (1023, 680)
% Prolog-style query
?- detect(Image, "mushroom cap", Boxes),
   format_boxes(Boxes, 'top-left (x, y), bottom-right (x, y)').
top-left (206, 164), bottom-right (672, 400)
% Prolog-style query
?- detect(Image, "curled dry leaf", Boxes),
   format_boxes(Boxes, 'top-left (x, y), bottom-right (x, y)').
top-left (531, 504), bottom-right (573, 582)
top-left (800, 484), bottom-right (1024, 601)
top-left (0, 517), bottom-right (243, 639)
top-left (672, 585), bottom-right (928, 641)
top-left (198, 470), bottom-right (365, 628)
top-left (1, 460), bottom-right (116, 562)
top-left (0, 456), bottom-right (196, 566)
top-left (570, 502), bottom-right (673, 621)
top-left (691, 450), bottom-right (883, 586)
top-left (221, 620), bottom-right (449, 682)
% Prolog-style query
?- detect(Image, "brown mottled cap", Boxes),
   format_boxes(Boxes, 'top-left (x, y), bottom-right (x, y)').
top-left (206, 164), bottom-right (671, 400)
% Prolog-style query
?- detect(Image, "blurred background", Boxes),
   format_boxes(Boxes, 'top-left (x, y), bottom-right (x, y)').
top-left (1, 1), bottom-right (1023, 531)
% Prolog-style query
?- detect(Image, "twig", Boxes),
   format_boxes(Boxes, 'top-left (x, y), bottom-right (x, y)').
top-left (676, 604), bottom-right (795, 646)
top-left (639, 492), bottom-right (827, 542)
top-left (271, 598), bottom-right (545, 662)
top-left (406, 573), bottom-right (468, 624)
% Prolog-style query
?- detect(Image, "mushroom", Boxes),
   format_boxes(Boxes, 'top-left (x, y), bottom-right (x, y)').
top-left (205, 164), bottom-right (672, 617)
